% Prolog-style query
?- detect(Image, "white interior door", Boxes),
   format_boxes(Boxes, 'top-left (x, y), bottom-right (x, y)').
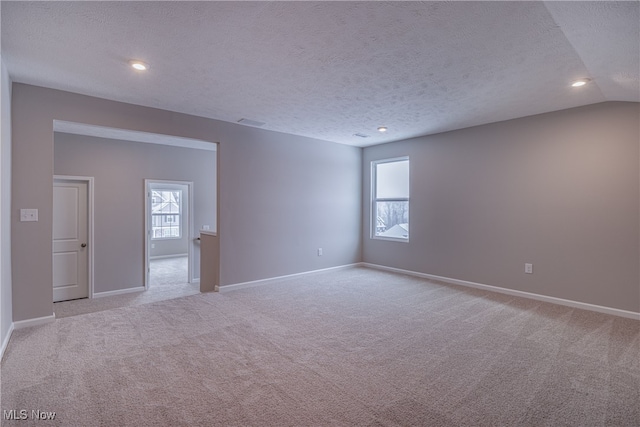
top-left (53, 180), bottom-right (89, 302)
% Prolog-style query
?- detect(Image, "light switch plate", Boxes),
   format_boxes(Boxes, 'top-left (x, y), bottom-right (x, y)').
top-left (525, 263), bottom-right (533, 274)
top-left (20, 209), bottom-right (38, 222)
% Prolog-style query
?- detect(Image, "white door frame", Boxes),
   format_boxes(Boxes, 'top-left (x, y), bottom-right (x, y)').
top-left (144, 179), bottom-right (194, 289)
top-left (53, 175), bottom-right (95, 298)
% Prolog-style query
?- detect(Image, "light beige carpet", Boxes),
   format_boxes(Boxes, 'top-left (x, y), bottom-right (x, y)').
top-left (2, 267), bottom-right (639, 426)
top-left (54, 256), bottom-right (198, 319)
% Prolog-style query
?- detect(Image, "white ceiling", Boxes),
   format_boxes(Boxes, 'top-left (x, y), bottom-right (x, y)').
top-left (2, 1), bottom-right (638, 147)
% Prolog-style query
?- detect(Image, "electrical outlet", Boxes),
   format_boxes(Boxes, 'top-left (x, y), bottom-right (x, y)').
top-left (317, 248), bottom-right (323, 256)
top-left (525, 263), bottom-right (533, 274)
top-left (20, 209), bottom-right (38, 222)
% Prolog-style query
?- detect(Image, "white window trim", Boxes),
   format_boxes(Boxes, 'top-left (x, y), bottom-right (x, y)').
top-left (371, 156), bottom-right (410, 242)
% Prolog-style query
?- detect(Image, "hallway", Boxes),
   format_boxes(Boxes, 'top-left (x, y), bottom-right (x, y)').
top-left (54, 256), bottom-right (199, 319)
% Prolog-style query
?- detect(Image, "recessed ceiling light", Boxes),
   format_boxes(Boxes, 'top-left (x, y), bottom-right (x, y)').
top-left (377, 126), bottom-right (388, 133)
top-left (571, 78), bottom-right (590, 87)
top-left (129, 60), bottom-right (149, 71)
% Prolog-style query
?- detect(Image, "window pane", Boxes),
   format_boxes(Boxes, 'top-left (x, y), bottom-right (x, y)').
top-left (375, 201), bottom-right (409, 238)
top-left (151, 189), bottom-right (182, 239)
top-left (376, 160), bottom-right (409, 199)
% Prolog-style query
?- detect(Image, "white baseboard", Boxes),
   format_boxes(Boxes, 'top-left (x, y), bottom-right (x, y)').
top-left (362, 263), bottom-right (640, 321)
top-left (150, 254), bottom-right (188, 260)
top-left (13, 313), bottom-right (56, 330)
top-left (93, 286), bottom-right (145, 298)
top-left (219, 263), bottom-right (361, 293)
top-left (1, 322), bottom-right (14, 360)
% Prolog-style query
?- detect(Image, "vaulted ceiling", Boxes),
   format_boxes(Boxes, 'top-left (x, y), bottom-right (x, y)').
top-left (2, 1), bottom-right (638, 146)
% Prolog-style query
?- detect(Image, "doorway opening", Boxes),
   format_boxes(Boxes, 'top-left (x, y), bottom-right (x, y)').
top-left (145, 180), bottom-right (194, 289)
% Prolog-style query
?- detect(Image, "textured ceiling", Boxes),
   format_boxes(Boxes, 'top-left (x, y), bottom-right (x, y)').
top-left (2, 1), bottom-right (638, 147)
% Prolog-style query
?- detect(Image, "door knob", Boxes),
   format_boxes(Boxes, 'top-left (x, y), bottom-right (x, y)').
top-left (81, 243), bottom-right (87, 248)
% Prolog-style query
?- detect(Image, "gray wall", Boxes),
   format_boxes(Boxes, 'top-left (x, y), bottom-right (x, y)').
top-left (11, 83), bottom-right (362, 321)
top-left (363, 102), bottom-right (640, 312)
top-left (1, 57), bottom-right (13, 347)
top-left (54, 133), bottom-right (215, 293)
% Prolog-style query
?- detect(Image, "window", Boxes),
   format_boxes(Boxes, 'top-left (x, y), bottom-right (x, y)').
top-left (151, 189), bottom-right (182, 239)
top-left (372, 158), bottom-right (409, 240)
